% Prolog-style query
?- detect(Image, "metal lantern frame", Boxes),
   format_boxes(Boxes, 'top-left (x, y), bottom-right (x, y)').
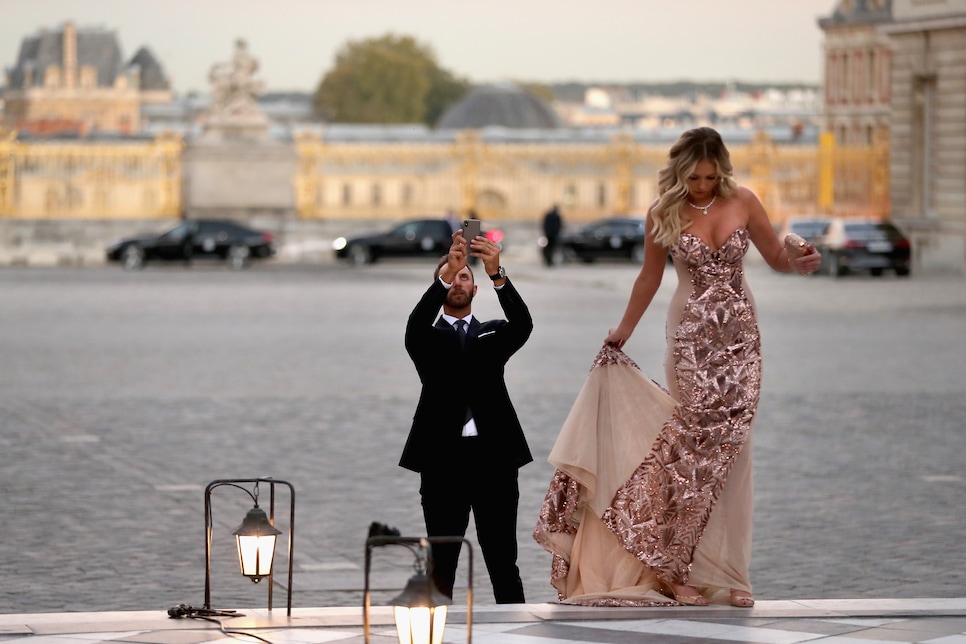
top-left (204, 477), bottom-right (295, 616)
top-left (363, 535), bottom-right (473, 644)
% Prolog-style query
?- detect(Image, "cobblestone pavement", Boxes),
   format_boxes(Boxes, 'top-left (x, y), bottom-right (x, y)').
top-left (1, 258), bottom-right (964, 615)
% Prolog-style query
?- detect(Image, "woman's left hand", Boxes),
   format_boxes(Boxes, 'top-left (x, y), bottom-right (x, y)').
top-left (793, 245), bottom-right (822, 276)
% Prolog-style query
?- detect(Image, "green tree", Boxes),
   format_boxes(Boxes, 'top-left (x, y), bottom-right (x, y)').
top-left (314, 34), bottom-right (470, 126)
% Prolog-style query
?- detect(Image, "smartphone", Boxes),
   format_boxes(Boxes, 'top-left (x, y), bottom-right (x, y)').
top-left (462, 218), bottom-right (482, 255)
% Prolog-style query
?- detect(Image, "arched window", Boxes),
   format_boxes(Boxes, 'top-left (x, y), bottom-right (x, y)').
top-left (564, 183), bottom-right (577, 206)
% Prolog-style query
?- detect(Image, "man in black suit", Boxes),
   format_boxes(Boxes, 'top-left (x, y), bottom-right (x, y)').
top-left (401, 229), bottom-right (533, 603)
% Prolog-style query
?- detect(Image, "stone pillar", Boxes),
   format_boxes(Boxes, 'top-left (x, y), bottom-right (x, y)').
top-left (184, 40), bottom-right (297, 221)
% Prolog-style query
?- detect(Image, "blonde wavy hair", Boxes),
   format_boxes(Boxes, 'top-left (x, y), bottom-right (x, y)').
top-left (651, 127), bottom-right (738, 247)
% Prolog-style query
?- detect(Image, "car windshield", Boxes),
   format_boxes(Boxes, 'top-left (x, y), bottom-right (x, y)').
top-left (160, 223), bottom-right (191, 242)
top-left (790, 221), bottom-right (829, 237)
top-left (844, 223), bottom-right (903, 240)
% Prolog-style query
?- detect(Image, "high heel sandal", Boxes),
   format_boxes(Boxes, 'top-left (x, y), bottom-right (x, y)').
top-left (661, 581), bottom-right (709, 606)
top-left (729, 590), bottom-right (755, 607)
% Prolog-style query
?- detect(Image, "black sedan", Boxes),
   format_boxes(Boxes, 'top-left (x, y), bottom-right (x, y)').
top-left (106, 219), bottom-right (276, 270)
top-left (332, 218), bottom-right (455, 265)
top-left (815, 218), bottom-right (911, 277)
top-left (560, 217), bottom-right (647, 264)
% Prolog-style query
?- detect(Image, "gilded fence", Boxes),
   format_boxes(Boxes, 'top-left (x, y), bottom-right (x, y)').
top-left (0, 129), bottom-right (887, 223)
top-left (0, 131), bottom-right (183, 219)
top-left (294, 130), bottom-right (889, 223)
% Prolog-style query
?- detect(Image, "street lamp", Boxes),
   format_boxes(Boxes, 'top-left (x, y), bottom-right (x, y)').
top-left (204, 478), bottom-right (295, 615)
top-left (364, 535), bottom-right (473, 644)
top-left (233, 504), bottom-right (281, 583)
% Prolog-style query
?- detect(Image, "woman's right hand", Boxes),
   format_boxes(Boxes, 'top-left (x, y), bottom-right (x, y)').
top-left (604, 326), bottom-right (629, 349)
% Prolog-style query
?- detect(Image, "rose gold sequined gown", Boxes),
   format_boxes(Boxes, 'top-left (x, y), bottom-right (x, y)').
top-left (534, 227), bottom-right (759, 606)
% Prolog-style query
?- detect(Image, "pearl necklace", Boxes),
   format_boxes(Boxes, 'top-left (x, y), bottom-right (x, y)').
top-left (687, 195), bottom-right (716, 216)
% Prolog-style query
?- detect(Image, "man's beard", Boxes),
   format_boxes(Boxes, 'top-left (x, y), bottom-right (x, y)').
top-left (446, 287), bottom-right (474, 309)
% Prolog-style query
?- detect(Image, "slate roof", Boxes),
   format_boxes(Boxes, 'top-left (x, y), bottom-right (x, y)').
top-left (128, 46), bottom-right (170, 91)
top-left (5, 23), bottom-right (168, 91)
top-left (436, 83), bottom-right (563, 130)
top-left (818, 0), bottom-right (893, 28)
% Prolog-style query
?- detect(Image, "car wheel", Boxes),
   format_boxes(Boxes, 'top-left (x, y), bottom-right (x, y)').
top-left (630, 243), bottom-right (645, 265)
top-left (896, 267), bottom-right (911, 277)
top-left (349, 244), bottom-right (372, 266)
top-left (122, 245), bottom-right (145, 270)
top-left (227, 244), bottom-right (250, 270)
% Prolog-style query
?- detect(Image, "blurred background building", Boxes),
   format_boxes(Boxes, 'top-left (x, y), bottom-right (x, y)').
top-left (2, 21), bottom-right (171, 137)
top-left (1, 0), bottom-right (964, 272)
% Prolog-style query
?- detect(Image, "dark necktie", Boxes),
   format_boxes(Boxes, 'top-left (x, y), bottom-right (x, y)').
top-left (454, 319), bottom-right (472, 427)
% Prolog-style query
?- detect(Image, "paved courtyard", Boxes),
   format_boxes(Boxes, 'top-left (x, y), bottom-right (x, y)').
top-left (1, 257), bottom-right (964, 616)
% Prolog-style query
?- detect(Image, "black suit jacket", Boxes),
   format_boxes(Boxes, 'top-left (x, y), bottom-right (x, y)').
top-left (400, 277), bottom-right (534, 473)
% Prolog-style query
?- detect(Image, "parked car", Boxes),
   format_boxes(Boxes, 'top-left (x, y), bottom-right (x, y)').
top-left (559, 216), bottom-right (647, 264)
top-left (106, 219), bottom-right (276, 270)
top-left (779, 216), bottom-right (831, 246)
top-left (815, 218), bottom-right (911, 277)
top-left (332, 218), bottom-right (503, 265)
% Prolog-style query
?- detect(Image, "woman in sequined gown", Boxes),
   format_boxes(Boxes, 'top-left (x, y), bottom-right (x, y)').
top-left (534, 127), bottom-right (821, 607)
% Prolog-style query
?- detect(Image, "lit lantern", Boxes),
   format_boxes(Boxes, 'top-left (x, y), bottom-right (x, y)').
top-left (390, 570), bottom-right (450, 644)
top-left (363, 534), bottom-right (470, 644)
top-left (233, 505), bottom-right (282, 583)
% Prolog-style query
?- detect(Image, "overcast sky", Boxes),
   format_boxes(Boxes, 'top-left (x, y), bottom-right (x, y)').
top-left (1, 0), bottom-right (838, 94)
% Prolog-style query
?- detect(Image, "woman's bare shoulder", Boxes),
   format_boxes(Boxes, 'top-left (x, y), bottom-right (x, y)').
top-left (725, 185), bottom-right (763, 211)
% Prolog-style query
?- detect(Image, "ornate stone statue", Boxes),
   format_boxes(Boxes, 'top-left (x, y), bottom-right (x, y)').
top-left (205, 39), bottom-right (269, 137)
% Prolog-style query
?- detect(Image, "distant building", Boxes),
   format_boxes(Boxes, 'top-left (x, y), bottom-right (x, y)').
top-left (552, 84), bottom-right (821, 138)
top-left (817, 0), bottom-right (966, 272)
top-left (818, 0), bottom-right (894, 145)
top-left (884, 0), bottom-right (966, 273)
top-left (2, 21), bottom-right (172, 136)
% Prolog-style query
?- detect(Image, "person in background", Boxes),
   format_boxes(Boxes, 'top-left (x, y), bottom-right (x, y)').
top-left (444, 208), bottom-right (460, 233)
top-left (541, 204), bottom-right (563, 267)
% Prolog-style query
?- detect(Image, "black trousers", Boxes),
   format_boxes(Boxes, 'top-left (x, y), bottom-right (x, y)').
top-left (418, 441), bottom-right (525, 604)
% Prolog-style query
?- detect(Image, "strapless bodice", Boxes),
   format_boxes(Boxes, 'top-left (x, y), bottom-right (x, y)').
top-left (672, 227), bottom-right (748, 264)
top-left (671, 227), bottom-right (749, 291)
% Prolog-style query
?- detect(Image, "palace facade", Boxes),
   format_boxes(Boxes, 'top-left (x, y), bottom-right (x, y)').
top-left (3, 21), bottom-right (171, 136)
top-left (1, 11), bottom-right (964, 272)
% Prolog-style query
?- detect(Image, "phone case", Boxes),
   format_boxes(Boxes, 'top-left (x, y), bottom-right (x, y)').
top-left (462, 219), bottom-right (481, 244)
